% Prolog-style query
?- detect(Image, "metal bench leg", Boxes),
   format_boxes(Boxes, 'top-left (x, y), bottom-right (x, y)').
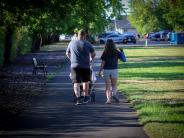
top-left (43, 68), bottom-right (47, 78)
top-left (33, 68), bottom-right (37, 75)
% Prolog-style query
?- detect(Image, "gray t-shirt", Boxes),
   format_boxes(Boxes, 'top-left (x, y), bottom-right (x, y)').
top-left (66, 40), bottom-right (95, 68)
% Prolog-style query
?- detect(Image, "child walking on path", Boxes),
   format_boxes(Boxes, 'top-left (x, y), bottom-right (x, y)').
top-left (98, 39), bottom-right (120, 104)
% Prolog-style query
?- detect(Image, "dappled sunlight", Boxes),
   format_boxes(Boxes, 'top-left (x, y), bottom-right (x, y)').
top-left (125, 47), bottom-right (184, 57)
top-left (126, 56), bottom-right (184, 62)
top-left (144, 92), bottom-right (184, 100)
top-left (40, 42), bottom-right (69, 51)
top-left (117, 47), bottom-right (184, 138)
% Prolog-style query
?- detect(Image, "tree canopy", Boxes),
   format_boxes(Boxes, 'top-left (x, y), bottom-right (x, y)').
top-left (0, 0), bottom-right (124, 65)
top-left (0, 0), bottom-right (124, 35)
top-left (128, 0), bottom-right (184, 35)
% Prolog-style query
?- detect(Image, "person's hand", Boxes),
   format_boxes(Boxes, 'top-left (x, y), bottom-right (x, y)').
top-left (98, 71), bottom-right (101, 77)
top-left (98, 71), bottom-right (103, 77)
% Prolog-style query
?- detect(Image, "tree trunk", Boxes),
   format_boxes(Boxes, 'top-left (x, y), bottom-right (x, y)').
top-left (3, 27), bottom-right (13, 66)
top-left (31, 34), bottom-right (42, 52)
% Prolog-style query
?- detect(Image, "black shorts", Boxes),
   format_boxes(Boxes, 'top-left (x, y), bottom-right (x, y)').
top-left (71, 67), bottom-right (90, 83)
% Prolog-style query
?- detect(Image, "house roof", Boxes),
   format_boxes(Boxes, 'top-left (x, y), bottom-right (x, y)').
top-left (112, 16), bottom-right (135, 29)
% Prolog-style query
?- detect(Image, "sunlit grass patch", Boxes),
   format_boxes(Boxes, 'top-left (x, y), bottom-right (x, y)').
top-left (40, 42), bottom-right (68, 51)
top-left (144, 123), bottom-right (184, 138)
top-left (136, 101), bottom-right (184, 124)
top-left (119, 80), bottom-right (184, 99)
top-left (124, 47), bottom-right (184, 57)
top-left (144, 92), bottom-right (184, 100)
top-left (118, 46), bottom-right (184, 138)
top-left (119, 61), bottom-right (184, 80)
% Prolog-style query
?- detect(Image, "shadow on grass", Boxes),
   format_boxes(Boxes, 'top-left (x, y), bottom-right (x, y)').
top-left (142, 120), bottom-right (184, 125)
top-left (121, 46), bottom-right (184, 50)
top-left (119, 56), bottom-right (184, 80)
top-left (127, 56), bottom-right (184, 61)
top-left (119, 59), bottom-right (184, 69)
top-left (130, 100), bottom-right (184, 109)
top-left (130, 100), bottom-right (184, 125)
top-left (119, 72), bottom-right (184, 80)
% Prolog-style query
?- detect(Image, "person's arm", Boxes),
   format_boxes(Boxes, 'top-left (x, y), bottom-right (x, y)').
top-left (98, 60), bottom-right (105, 77)
top-left (66, 45), bottom-right (71, 59)
top-left (91, 51), bottom-right (96, 60)
top-left (66, 51), bottom-right (70, 59)
top-left (89, 44), bottom-right (96, 60)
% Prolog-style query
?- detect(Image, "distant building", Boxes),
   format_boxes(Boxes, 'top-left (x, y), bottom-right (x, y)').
top-left (105, 1), bottom-right (137, 35)
top-left (107, 15), bottom-right (137, 35)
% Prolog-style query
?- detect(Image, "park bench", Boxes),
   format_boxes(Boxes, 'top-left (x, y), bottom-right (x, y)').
top-left (32, 57), bottom-right (47, 77)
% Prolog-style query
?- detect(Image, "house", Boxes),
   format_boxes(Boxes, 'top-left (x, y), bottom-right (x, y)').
top-left (107, 16), bottom-right (137, 35)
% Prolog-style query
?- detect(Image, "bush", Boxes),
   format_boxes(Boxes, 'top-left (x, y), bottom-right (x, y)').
top-left (12, 27), bottom-right (32, 59)
top-left (0, 27), bottom-right (33, 66)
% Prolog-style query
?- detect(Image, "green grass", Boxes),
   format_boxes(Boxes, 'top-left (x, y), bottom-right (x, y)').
top-left (118, 46), bottom-right (184, 138)
top-left (145, 123), bottom-right (184, 138)
top-left (40, 42), bottom-right (69, 51)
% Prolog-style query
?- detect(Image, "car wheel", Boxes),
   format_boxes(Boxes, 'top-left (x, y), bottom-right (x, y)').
top-left (123, 40), bottom-right (127, 44)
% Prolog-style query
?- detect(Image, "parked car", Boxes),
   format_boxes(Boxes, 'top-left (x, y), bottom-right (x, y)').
top-left (149, 32), bottom-right (161, 41)
top-left (98, 31), bottom-right (120, 38)
top-left (99, 33), bottom-right (123, 44)
top-left (149, 31), bottom-right (170, 41)
top-left (167, 32), bottom-right (173, 41)
top-left (145, 32), bottom-right (154, 39)
top-left (59, 34), bottom-right (71, 41)
top-left (121, 34), bottom-right (136, 44)
top-left (98, 32), bottom-right (113, 38)
top-left (160, 31), bottom-right (169, 41)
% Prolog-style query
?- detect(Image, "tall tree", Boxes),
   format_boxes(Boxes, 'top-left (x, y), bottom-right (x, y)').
top-left (0, 0), bottom-right (75, 64)
top-left (128, 0), bottom-right (183, 35)
top-left (0, 0), bottom-right (124, 65)
top-left (163, 0), bottom-right (184, 32)
top-left (65, 0), bottom-right (124, 34)
top-left (0, 0), bottom-right (49, 65)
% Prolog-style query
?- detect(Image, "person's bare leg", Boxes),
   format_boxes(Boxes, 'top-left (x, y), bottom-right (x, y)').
top-left (111, 77), bottom-right (117, 96)
top-left (74, 83), bottom-right (82, 105)
top-left (82, 82), bottom-right (90, 103)
top-left (105, 78), bottom-right (112, 103)
top-left (82, 82), bottom-right (89, 96)
top-left (74, 83), bottom-right (80, 97)
top-left (111, 77), bottom-right (119, 103)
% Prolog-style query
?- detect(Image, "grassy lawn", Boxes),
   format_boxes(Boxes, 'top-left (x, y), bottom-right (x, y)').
top-left (118, 46), bottom-right (184, 138)
top-left (40, 42), bottom-right (68, 51)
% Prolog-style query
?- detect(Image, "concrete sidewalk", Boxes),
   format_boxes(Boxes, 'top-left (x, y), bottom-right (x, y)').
top-left (0, 50), bottom-right (149, 138)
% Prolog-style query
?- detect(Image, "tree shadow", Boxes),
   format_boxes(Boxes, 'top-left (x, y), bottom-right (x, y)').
top-left (119, 59), bottom-right (184, 69)
top-left (119, 72), bottom-right (184, 80)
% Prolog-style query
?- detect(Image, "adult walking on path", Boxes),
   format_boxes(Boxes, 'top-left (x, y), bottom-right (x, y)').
top-left (66, 29), bottom-right (96, 105)
top-left (0, 47), bottom-right (149, 138)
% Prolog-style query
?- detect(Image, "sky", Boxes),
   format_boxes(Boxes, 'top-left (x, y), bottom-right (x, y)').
top-left (121, 0), bottom-right (130, 15)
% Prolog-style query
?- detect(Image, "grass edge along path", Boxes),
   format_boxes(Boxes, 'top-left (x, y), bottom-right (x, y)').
top-left (118, 46), bottom-right (184, 138)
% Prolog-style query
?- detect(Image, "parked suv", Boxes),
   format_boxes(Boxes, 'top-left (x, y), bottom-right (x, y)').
top-left (99, 34), bottom-right (123, 44)
top-left (121, 35), bottom-right (136, 44)
top-left (149, 31), bottom-right (170, 41)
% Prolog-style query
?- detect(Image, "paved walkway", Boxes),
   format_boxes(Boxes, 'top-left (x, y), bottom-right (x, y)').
top-left (0, 50), bottom-right (149, 138)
